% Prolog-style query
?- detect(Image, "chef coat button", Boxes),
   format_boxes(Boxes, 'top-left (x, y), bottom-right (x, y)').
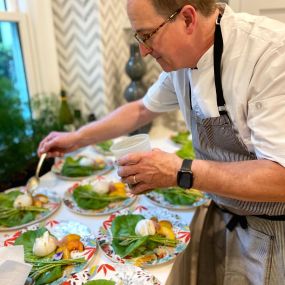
top-left (255, 102), bottom-right (262, 110)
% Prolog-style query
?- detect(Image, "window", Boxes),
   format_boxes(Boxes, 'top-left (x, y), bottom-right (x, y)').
top-left (0, 1), bottom-right (6, 12)
top-left (0, 20), bottom-right (31, 121)
top-left (0, 3), bottom-right (34, 190)
top-left (0, 0), bottom-right (60, 191)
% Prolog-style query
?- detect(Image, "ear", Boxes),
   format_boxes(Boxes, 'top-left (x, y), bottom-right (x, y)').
top-left (181, 5), bottom-right (196, 33)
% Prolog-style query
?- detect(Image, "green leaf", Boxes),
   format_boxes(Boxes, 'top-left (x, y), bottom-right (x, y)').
top-left (0, 190), bottom-right (40, 227)
top-left (96, 140), bottom-right (113, 152)
top-left (176, 141), bottom-right (195, 159)
top-left (35, 265), bottom-right (63, 285)
top-left (0, 190), bottom-right (21, 207)
top-left (73, 185), bottom-right (126, 210)
top-left (14, 227), bottom-right (47, 255)
top-left (61, 157), bottom-right (95, 177)
top-left (155, 187), bottom-right (202, 205)
top-left (171, 131), bottom-right (191, 145)
top-left (111, 214), bottom-right (149, 258)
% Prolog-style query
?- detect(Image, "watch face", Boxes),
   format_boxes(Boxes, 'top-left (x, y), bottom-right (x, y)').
top-left (179, 171), bottom-right (193, 189)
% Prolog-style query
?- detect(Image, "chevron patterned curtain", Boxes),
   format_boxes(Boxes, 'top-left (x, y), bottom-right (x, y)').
top-left (51, 0), bottom-right (161, 120)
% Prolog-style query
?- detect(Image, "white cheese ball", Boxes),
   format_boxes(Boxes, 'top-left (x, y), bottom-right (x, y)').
top-left (135, 219), bottom-right (156, 236)
top-left (33, 231), bottom-right (57, 257)
top-left (92, 180), bottom-right (110, 195)
top-left (13, 193), bottom-right (33, 208)
top-left (79, 157), bottom-right (94, 167)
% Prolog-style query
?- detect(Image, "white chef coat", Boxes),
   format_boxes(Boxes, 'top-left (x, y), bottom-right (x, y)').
top-left (143, 4), bottom-right (285, 167)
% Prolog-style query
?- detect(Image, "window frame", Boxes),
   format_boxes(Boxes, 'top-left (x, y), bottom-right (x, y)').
top-left (0, 0), bottom-right (60, 103)
top-left (0, 11), bottom-right (37, 98)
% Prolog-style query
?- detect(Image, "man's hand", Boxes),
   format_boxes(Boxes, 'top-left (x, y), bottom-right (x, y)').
top-left (37, 131), bottom-right (80, 157)
top-left (117, 148), bottom-right (182, 195)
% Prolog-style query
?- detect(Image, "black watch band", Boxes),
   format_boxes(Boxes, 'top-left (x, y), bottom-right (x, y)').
top-left (181, 159), bottom-right (193, 171)
top-left (177, 159), bottom-right (194, 189)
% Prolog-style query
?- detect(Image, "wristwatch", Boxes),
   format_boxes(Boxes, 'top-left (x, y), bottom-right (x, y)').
top-left (177, 159), bottom-right (194, 189)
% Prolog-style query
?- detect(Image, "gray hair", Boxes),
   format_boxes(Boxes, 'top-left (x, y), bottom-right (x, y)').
top-left (149, 0), bottom-right (217, 17)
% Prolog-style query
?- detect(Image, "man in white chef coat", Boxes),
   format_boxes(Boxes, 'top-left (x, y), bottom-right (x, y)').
top-left (39, 1), bottom-right (285, 284)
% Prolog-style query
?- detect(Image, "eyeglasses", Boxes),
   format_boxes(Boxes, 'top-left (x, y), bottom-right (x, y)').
top-left (134, 7), bottom-right (182, 49)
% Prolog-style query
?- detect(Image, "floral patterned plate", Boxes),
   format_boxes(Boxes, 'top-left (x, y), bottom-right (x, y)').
top-left (97, 205), bottom-right (190, 268)
top-left (63, 176), bottom-right (137, 216)
top-left (0, 220), bottom-right (97, 285)
top-left (52, 155), bottom-right (113, 181)
top-left (91, 263), bottom-right (161, 284)
top-left (0, 187), bottom-right (61, 231)
top-left (61, 263), bottom-right (161, 285)
top-left (144, 189), bottom-right (209, 210)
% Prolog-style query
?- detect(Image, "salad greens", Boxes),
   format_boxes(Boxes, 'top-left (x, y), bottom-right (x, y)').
top-left (0, 190), bottom-right (47, 227)
top-left (61, 156), bottom-right (105, 177)
top-left (154, 187), bottom-right (204, 205)
top-left (73, 185), bottom-right (127, 210)
top-left (171, 131), bottom-right (195, 159)
top-left (171, 131), bottom-right (191, 145)
top-left (111, 214), bottom-right (178, 258)
top-left (96, 140), bottom-right (113, 152)
top-left (176, 141), bottom-right (195, 159)
top-left (84, 281), bottom-right (115, 285)
top-left (15, 228), bottom-right (86, 285)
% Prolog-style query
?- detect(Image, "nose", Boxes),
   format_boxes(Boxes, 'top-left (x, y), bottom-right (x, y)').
top-left (139, 43), bottom-right (153, 57)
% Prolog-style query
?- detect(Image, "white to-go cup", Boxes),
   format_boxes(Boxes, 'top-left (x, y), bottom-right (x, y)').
top-left (110, 134), bottom-right (151, 160)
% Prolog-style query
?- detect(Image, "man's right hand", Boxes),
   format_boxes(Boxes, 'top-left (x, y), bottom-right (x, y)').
top-left (37, 131), bottom-right (80, 158)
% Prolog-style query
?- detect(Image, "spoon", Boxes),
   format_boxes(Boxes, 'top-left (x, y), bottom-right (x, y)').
top-left (24, 277), bottom-right (35, 285)
top-left (25, 153), bottom-right (47, 194)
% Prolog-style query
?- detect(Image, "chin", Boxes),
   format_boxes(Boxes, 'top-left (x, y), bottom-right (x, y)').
top-left (160, 65), bottom-right (179, 72)
top-left (157, 59), bottom-right (181, 72)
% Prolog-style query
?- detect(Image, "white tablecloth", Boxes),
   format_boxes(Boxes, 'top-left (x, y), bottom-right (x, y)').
top-left (0, 126), bottom-right (195, 285)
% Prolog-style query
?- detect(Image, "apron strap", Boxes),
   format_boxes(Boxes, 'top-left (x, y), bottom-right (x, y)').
top-left (189, 13), bottom-right (227, 116)
top-left (214, 13), bottom-right (227, 116)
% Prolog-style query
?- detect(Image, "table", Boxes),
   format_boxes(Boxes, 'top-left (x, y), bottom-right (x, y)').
top-left (0, 125), bottom-right (195, 284)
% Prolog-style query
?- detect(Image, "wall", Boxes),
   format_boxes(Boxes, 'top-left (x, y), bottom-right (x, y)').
top-left (51, 0), bottom-right (161, 119)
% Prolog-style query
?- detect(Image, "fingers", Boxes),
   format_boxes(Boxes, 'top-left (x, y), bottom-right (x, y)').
top-left (37, 132), bottom-right (67, 158)
top-left (121, 173), bottom-right (141, 185)
top-left (117, 164), bottom-right (138, 178)
top-left (122, 174), bottom-right (155, 196)
top-left (128, 182), bottom-right (153, 195)
top-left (38, 132), bottom-right (57, 153)
top-left (117, 152), bottom-right (146, 166)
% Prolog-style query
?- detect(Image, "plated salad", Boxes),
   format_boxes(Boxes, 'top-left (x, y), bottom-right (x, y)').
top-left (1, 220), bottom-right (97, 285)
top-left (0, 188), bottom-right (60, 230)
top-left (52, 155), bottom-right (113, 180)
top-left (111, 214), bottom-right (178, 259)
top-left (98, 206), bottom-right (190, 267)
top-left (145, 187), bottom-right (208, 210)
top-left (93, 140), bottom-right (113, 156)
top-left (64, 177), bottom-right (136, 216)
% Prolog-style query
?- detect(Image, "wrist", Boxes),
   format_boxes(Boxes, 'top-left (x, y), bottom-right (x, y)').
top-left (74, 128), bottom-right (86, 148)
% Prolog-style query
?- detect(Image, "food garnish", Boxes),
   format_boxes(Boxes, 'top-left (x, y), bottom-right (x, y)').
top-left (73, 181), bottom-right (128, 210)
top-left (61, 156), bottom-right (106, 177)
top-left (111, 214), bottom-right (178, 259)
top-left (0, 190), bottom-right (49, 228)
top-left (15, 228), bottom-right (86, 285)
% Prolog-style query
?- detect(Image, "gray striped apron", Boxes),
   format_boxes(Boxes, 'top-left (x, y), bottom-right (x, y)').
top-left (166, 14), bottom-right (285, 285)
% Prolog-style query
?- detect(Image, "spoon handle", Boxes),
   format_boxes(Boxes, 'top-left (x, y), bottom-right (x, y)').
top-left (35, 153), bottom-right (47, 178)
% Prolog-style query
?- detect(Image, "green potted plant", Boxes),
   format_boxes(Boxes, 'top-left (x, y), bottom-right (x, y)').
top-left (0, 77), bottom-right (34, 190)
top-left (0, 77), bottom-right (63, 191)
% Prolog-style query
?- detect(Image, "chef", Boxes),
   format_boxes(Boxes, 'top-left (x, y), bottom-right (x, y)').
top-left (38, 1), bottom-right (285, 284)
